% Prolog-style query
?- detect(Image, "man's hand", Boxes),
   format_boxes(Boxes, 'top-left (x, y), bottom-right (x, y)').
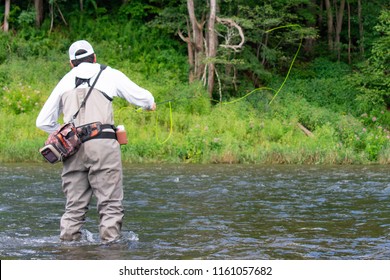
top-left (148, 102), bottom-right (157, 111)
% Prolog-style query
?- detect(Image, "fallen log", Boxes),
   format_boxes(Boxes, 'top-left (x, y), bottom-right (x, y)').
top-left (297, 122), bottom-right (314, 137)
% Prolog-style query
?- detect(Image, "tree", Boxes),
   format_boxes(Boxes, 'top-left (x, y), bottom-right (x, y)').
top-left (179, 0), bottom-right (244, 98)
top-left (324, 0), bottom-right (347, 60)
top-left (34, 0), bottom-right (44, 27)
top-left (324, 0), bottom-right (334, 51)
top-left (49, 0), bottom-right (68, 32)
top-left (353, 9), bottom-right (390, 113)
top-left (206, 0), bottom-right (217, 96)
top-left (179, 0), bottom-right (205, 83)
top-left (3, 0), bottom-right (11, 32)
top-left (334, 0), bottom-right (346, 61)
top-left (357, 0), bottom-right (364, 56)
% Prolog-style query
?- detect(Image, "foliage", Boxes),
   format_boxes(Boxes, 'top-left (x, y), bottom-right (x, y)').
top-left (287, 58), bottom-right (357, 113)
top-left (351, 9), bottom-right (390, 114)
top-left (0, 2), bottom-right (389, 164)
top-left (0, 83), bottom-right (41, 114)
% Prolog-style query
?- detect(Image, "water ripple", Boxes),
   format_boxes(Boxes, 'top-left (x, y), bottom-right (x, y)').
top-left (0, 163), bottom-right (389, 260)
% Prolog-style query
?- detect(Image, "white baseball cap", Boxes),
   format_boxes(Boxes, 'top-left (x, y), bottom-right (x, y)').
top-left (68, 40), bottom-right (94, 60)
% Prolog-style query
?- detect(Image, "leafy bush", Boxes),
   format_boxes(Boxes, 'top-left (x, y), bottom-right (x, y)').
top-left (288, 58), bottom-right (357, 113)
top-left (351, 9), bottom-right (390, 114)
top-left (0, 83), bottom-right (41, 114)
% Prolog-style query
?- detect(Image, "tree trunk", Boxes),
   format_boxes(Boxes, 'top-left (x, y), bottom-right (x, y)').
top-left (318, 0), bottom-right (323, 27)
top-left (324, 0), bottom-right (334, 51)
top-left (358, 0), bottom-right (364, 56)
top-left (261, 32), bottom-right (269, 66)
top-left (303, 0), bottom-right (318, 55)
top-left (34, 0), bottom-right (44, 27)
top-left (3, 0), bottom-right (10, 32)
top-left (347, 0), bottom-right (351, 64)
top-left (335, 0), bottom-right (345, 61)
top-left (207, 0), bottom-right (217, 97)
top-left (187, 0), bottom-right (205, 82)
top-left (178, 19), bottom-right (195, 83)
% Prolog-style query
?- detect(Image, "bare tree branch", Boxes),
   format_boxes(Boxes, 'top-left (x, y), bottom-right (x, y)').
top-left (56, 2), bottom-right (68, 26)
top-left (216, 16), bottom-right (245, 52)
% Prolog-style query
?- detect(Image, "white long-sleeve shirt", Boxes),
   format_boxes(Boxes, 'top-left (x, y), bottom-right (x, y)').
top-left (36, 62), bottom-right (155, 133)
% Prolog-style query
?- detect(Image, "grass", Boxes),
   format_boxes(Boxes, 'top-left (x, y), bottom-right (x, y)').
top-left (0, 22), bottom-right (389, 164)
top-left (2, 97), bottom-right (387, 164)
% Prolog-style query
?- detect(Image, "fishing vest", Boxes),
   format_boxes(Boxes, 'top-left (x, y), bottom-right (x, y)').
top-left (61, 71), bottom-right (117, 144)
top-left (61, 86), bottom-right (114, 127)
top-left (39, 67), bottom-right (118, 164)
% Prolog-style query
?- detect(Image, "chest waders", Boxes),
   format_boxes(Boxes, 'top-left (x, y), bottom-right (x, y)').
top-left (58, 64), bottom-right (125, 244)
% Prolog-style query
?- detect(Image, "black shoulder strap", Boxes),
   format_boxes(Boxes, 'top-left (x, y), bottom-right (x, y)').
top-left (72, 64), bottom-right (107, 121)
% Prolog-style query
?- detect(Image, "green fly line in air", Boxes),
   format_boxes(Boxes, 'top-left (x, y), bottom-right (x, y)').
top-left (119, 24), bottom-right (303, 144)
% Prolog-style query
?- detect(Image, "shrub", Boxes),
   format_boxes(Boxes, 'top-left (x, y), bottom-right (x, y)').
top-left (0, 83), bottom-right (41, 114)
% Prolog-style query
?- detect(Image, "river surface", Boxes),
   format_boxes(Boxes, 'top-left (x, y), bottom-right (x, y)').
top-left (0, 163), bottom-right (389, 260)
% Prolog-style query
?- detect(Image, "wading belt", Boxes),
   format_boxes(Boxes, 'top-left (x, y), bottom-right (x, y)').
top-left (77, 122), bottom-right (117, 143)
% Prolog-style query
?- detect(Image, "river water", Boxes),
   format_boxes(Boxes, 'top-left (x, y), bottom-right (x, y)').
top-left (0, 163), bottom-right (389, 260)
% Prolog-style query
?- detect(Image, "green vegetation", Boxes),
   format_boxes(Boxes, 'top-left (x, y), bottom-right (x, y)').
top-left (0, 1), bottom-right (389, 164)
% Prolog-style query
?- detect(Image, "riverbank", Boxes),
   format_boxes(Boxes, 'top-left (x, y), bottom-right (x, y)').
top-left (1, 103), bottom-right (389, 164)
top-left (0, 21), bottom-right (389, 164)
top-left (1, 64), bottom-right (389, 164)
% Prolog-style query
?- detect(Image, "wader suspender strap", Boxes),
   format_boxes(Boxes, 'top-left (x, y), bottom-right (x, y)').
top-left (71, 64), bottom-right (107, 121)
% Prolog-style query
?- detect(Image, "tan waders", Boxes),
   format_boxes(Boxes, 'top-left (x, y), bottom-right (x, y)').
top-left (60, 135), bottom-right (124, 244)
top-left (36, 56), bottom-right (155, 245)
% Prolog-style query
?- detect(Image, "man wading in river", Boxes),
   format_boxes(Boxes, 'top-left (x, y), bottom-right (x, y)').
top-left (36, 40), bottom-right (156, 244)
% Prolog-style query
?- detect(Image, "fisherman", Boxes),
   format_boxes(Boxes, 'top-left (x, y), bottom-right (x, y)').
top-left (36, 40), bottom-right (156, 244)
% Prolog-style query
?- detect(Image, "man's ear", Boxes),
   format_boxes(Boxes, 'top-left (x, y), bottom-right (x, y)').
top-left (70, 60), bottom-right (75, 68)
top-left (93, 54), bottom-right (96, 63)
